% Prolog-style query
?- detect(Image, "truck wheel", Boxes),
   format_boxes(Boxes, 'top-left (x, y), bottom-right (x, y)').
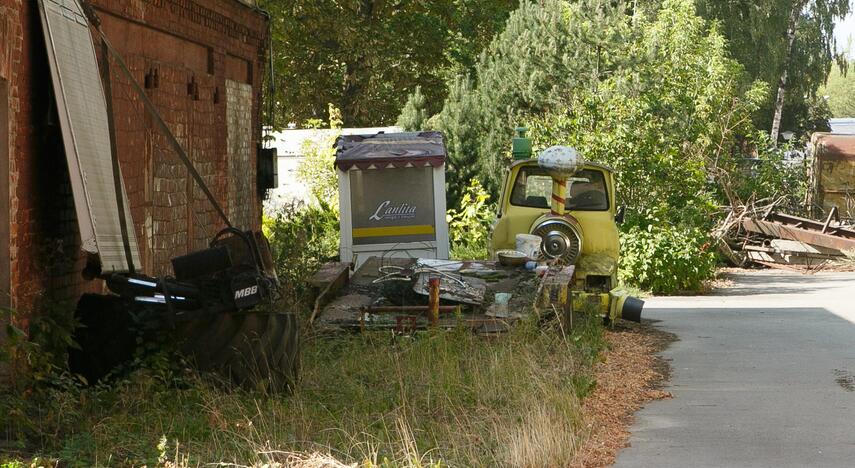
top-left (69, 294), bottom-right (139, 383)
top-left (178, 311), bottom-right (300, 393)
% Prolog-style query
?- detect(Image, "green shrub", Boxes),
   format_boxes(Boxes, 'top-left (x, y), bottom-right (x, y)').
top-left (296, 105), bottom-right (342, 205)
top-left (263, 201), bottom-right (340, 311)
top-left (446, 179), bottom-right (495, 259)
top-left (396, 85), bottom-right (429, 131)
top-left (619, 224), bottom-right (716, 294)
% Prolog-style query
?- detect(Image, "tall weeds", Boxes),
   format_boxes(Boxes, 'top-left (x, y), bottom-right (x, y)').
top-left (3, 317), bottom-right (604, 467)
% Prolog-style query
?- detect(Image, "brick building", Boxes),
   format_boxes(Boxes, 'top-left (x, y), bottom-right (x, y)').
top-left (0, 0), bottom-right (270, 382)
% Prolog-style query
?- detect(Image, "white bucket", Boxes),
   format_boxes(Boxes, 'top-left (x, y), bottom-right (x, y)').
top-left (515, 234), bottom-right (542, 260)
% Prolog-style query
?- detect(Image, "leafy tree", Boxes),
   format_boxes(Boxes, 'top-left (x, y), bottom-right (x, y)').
top-left (694, 0), bottom-right (851, 140)
top-left (527, 0), bottom-right (767, 226)
top-left (260, 0), bottom-right (518, 127)
top-left (822, 61), bottom-right (855, 117)
top-left (297, 105), bottom-right (343, 205)
top-left (446, 179), bottom-right (494, 259)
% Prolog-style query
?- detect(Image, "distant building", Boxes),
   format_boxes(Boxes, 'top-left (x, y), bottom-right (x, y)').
top-left (264, 126), bottom-right (401, 210)
top-left (829, 118), bottom-right (855, 134)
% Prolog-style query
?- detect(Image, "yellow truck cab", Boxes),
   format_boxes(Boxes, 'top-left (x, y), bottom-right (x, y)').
top-left (490, 129), bottom-right (642, 322)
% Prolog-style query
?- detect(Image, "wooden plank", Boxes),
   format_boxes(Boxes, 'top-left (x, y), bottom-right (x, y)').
top-left (746, 251), bottom-right (811, 265)
top-left (308, 262), bottom-right (350, 289)
top-left (765, 212), bottom-right (855, 239)
top-left (768, 239), bottom-right (842, 256)
top-left (308, 262), bottom-right (350, 324)
top-left (742, 218), bottom-right (855, 252)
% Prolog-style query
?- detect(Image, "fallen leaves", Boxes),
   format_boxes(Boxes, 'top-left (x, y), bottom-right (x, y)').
top-left (572, 321), bottom-right (676, 467)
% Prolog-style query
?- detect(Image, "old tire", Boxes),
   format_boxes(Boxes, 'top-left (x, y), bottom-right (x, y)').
top-left (69, 294), bottom-right (140, 383)
top-left (178, 311), bottom-right (300, 393)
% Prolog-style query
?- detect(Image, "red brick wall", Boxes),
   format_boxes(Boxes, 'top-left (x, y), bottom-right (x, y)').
top-left (0, 0), bottom-right (21, 383)
top-left (0, 0), bottom-right (78, 325)
top-left (0, 0), bottom-right (269, 372)
top-left (92, 0), bottom-right (269, 275)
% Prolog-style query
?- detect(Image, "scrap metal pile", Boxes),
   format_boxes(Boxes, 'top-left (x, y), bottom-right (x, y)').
top-left (308, 256), bottom-right (575, 334)
top-left (715, 201), bottom-right (855, 272)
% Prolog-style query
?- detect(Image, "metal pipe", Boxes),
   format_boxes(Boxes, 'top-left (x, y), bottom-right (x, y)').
top-left (428, 277), bottom-right (441, 326)
top-left (551, 177), bottom-right (567, 216)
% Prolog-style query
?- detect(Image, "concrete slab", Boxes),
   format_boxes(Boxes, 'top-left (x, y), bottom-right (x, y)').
top-left (615, 270), bottom-right (855, 468)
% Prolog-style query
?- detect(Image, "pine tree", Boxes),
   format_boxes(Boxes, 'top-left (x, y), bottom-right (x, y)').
top-left (436, 77), bottom-right (483, 207)
top-left (396, 86), bottom-right (429, 131)
top-left (433, 0), bottom-right (629, 198)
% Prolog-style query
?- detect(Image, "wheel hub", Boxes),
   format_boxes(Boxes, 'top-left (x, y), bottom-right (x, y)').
top-left (542, 230), bottom-right (571, 258)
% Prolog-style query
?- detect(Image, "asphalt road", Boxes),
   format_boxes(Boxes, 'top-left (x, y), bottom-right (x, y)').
top-left (615, 270), bottom-right (855, 468)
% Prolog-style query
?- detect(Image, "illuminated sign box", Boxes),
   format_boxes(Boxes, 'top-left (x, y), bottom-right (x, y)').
top-left (336, 132), bottom-right (450, 267)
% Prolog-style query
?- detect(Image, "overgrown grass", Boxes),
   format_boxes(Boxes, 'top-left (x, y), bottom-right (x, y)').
top-left (2, 315), bottom-right (604, 467)
top-left (3, 200), bottom-right (610, 467)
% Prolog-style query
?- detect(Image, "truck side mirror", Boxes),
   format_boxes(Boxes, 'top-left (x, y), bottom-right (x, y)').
top-left (615, 205), bottom-right (626, 224)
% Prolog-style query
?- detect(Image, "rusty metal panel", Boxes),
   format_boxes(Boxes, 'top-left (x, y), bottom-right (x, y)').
top-left (38, 0), bottom-right (140, 273)
top-left (812, 133), bottom-right (855, 161)
top-left (741, 218), bottom-right (855, 252)
top-left (811, 133), bottom-right (855, 217)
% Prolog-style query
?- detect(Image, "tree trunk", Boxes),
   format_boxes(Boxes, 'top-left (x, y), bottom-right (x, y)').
top-left (340, 0), bottom-right (375, 126)
top-left (341, 58), bottom-right (368, 126)
top-left (770, 0), bottom-right (807, 145)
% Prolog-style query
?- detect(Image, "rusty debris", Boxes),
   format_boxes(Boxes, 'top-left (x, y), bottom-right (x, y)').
top-left (312, 256), bottom-right (548, 334)
top-left (715, 199), bottom-right (855, 273)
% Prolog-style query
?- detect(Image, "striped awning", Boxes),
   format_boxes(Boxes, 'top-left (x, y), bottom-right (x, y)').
top-left (334, 131), bottom-right (447, 171)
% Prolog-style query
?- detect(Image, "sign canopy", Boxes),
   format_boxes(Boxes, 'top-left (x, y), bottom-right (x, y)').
top-left (334, 132), bottom-right (447, 171)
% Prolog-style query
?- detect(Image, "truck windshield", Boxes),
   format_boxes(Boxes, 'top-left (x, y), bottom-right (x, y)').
top-left (509, 167), bottom-right (609, 211)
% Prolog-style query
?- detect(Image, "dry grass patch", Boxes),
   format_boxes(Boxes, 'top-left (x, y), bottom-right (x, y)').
top-left (2, 316), bottom-right (607, 467)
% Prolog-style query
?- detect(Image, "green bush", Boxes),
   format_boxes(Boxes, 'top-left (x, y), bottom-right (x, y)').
top-left (446, 179), bottom-right (495, 259)
top-left (619, 224), bottom-right (716, 295)
top-left (296, 104), bottom-right (342, 205)
top-left (263, 201), bottom-right (340, 311)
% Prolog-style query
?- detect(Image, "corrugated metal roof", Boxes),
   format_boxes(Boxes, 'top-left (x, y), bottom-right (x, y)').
top-left (812, 133), bottom-right (855, 161)
top-left (829, 118), bottom-right (855, 135)
top-left (38, 0), bottom-right (141, 273)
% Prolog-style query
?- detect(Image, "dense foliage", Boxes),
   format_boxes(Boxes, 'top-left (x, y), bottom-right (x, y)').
top-left (425, 0), bottom-right (629, 202)
top-left (822, 59), bottom-right (855, 117)
top-left (695, 0), bottom-right (850, 137)
top-left (396, 85), bottom-right (430, 131)
top-left (398, 0), bottom-right (827, 292)
top-left (263, 202), bottom-right (340, 310)
top-left (446, 179), bottom-right (494, 259)
top-left (527, 0), bottom-right (768, 226)
top-left (259, 0), bottom-right (518, 127)
top-left (295, 105), bottom-right (342, 204)
top-left (619, 224), bottom-right (717, 294)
